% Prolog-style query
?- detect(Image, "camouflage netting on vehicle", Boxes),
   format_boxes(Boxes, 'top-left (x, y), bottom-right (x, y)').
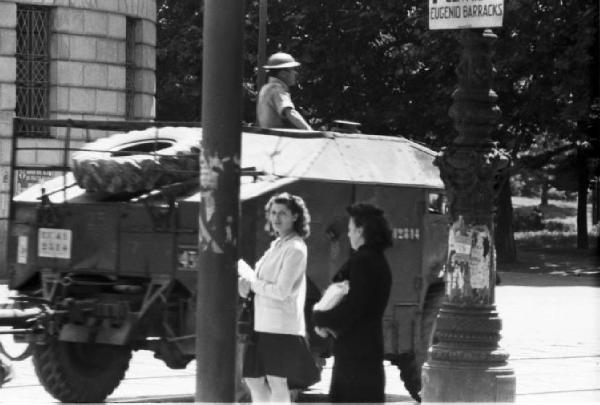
top-left (71, 127), bottom-right (201, 194)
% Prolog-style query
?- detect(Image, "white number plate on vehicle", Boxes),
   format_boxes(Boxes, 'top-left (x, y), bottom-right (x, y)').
top-left (38, 228), bottom-right (72, 259)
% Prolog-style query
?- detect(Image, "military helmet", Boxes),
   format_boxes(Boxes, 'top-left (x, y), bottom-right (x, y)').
top-left (263, 52), bottom-right (301, 70)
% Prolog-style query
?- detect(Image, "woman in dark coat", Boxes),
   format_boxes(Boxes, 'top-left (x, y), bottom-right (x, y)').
top-left (313, 203), bottom-right (393, 403)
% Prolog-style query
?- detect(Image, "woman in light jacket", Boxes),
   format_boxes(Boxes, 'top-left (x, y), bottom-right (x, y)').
top-left (238, 192), bottom-right (319, 402)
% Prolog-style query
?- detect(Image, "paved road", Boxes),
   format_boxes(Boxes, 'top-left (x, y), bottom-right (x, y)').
top-left (0, 271), bottom-right (598, 403)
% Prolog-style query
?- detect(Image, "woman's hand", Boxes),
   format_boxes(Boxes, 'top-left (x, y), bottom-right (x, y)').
top-left (238, 259), bottom-right (257, 283)
top-left (238, 277), bottom-right (251, 298)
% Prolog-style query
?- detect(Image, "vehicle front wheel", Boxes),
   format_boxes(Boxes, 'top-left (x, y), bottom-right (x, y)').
top-left (32, 340), bottom-right (131, 403)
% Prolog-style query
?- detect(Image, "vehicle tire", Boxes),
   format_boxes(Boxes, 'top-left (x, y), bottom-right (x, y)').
top-left (396, 284), bottom-right (446, 403)
top-left (71, 127), bottom-right (201, 194)
top-left (32, 340), bottom-right (132, 403)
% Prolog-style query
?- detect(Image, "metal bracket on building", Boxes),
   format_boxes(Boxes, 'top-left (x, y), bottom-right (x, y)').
top-left (36, 188), bottom-right (64, 228)
top-left (138, 275), bottom-right (173, 319)
top-left (40, 270), bottom-right (61, 302)
top-left (132, 179), bottom-right (199, 231)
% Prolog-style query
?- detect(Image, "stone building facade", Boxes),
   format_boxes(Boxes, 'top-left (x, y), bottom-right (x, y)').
top-left (0, 0), bottom-right (157, 277)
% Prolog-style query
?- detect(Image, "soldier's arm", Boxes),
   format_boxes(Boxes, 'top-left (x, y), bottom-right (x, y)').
top-left (283, 107), bottom-right (312, 130)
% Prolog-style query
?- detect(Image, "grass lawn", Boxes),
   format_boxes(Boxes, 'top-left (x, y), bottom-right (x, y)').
top-left (498, 197), bottom-right (599, 276)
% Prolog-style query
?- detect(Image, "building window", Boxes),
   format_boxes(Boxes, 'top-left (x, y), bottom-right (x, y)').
top-left (16, 5), bottom-right (50, 137)
top-left (125, 18), bottom-right (137, 119)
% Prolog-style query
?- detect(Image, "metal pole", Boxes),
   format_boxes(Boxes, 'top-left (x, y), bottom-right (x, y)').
top-left (195, 0), bottom-right (244, 401)
top-left (421, 29), bottom-right (516, 402)
top-left (256, 0), bottom-right (268, 91)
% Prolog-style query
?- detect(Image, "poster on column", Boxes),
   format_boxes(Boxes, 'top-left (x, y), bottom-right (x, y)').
top-left (429, 0), bottom-right (504, 30)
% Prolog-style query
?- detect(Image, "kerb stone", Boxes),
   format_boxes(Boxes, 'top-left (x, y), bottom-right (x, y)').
top-left (0, 56), bottom-right (16, 82)
top-left (53, 8), bottom-right (84, 34)
top-left (49, 86), bottom-right (69, 112)
top-left (134, 44), bottom-right (155, 69)
top-left (137, 20), bottom-right (156, 46)
top-left (108, 14), bottom-right (126, 39)
top-left (96, 38), bottom-right (120, 63)
top-left (134, 69), bottom-right (155, 94)
top-left (69, 36), bottom-right (96, 60)
top-left (107, 65), bottom-right (126, 89)
top-left (0, 83), bottom-right (16, 110)
top-left (96, 90), bottom-right (118, 114)
top-left (50, 33), bottom-right (70, 59)
top-left (83, 10), bottom-right (108, 36)
top-left (0, 3), bottom-right (16, 29)
top-left (83, 63), bottom-right (108, 87)
top-left (0, 29), bottom-right (16, 55)
top-left (69, 88), bottom-right (95, 113)
top-left (0, 111), bottom-right (14, 137)
top-left (52, 61), bottom-right (84, 86)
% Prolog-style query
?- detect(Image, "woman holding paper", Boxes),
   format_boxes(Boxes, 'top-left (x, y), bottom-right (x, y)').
top-left (313, 203), bottom-right (393, 403)
top-left (238, 192), bottom-right (319, 403)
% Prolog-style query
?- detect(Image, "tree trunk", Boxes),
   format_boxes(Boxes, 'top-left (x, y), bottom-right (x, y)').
top-left (540, 179), bottom-right (549, 207)
top-left (495, 176), bottom-right (517, 263)
top-left (576, 147), bottom-right (589, 250)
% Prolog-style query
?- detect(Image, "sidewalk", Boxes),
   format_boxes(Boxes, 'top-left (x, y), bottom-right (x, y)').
top-left (492, 271), bottom-right (600, 404)
top-left (1, 271), bottom-right (599, 403)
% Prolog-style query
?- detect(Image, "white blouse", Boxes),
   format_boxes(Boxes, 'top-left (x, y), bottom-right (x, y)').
top-left (251, 233), bottom-right (307, 336)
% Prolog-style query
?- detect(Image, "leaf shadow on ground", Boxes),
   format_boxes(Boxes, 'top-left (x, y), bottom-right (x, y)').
top-left (498, 246), bottom-right (600, 287)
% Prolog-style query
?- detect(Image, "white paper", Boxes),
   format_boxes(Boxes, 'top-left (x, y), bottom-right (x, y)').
top-left (237, 259), bottom-right (255, 282)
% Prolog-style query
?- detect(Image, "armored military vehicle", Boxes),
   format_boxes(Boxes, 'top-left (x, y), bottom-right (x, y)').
top-left (0, 118), bottom-right (448, 402)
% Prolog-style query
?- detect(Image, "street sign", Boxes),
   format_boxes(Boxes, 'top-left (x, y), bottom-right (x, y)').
top-left (429, 0), bottom-right (504, 30)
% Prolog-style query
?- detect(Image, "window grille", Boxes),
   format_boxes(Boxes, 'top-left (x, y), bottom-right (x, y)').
top-left (16, 5), bottom-right (50, 137)
top-left (125, 18), bottom-right (136, 119)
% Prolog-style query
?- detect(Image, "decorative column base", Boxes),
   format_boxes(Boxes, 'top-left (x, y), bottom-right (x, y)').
top-left (421, 304), bottom-right (516, 402)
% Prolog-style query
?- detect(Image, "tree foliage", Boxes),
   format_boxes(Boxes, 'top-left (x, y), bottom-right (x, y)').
top-left (495, 0), bottom-right (598, 176)
top-left (156, 0), bottom-right (204, 121)
top-left (491, 0), bottom-right (598, 251)
top-left (157, 0), bottom-right (597, 148)
top-left (262, 0), bottom-right (457, 143)
top-left (495, 0), bottom-right (597, 146)
top-left (157, 0), bottom-right (460, 144)
top-left (155, 0), bottom-right (599, 253)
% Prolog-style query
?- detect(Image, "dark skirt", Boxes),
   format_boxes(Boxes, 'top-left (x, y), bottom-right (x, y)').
top-left (242, 332), bottom-right (320, 388)
top-left (329, 356), bottom-right (385, 403)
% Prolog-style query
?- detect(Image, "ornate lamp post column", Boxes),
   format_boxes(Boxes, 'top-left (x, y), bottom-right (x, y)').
top-left (421, 29), bottom-right (516, 402)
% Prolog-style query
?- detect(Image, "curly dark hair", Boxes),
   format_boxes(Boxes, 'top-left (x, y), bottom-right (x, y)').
top-left (347, 203), bottom-right (393, 250)
top-left (264, 192), bottom-right (311, 238)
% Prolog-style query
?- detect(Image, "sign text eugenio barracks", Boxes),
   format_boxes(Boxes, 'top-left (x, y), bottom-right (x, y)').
top-left (429, 0), bottom-right (503, 30)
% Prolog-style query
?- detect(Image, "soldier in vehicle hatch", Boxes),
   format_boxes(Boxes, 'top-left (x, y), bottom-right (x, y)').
top-left (256, 52), bottom-right (313, 130)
